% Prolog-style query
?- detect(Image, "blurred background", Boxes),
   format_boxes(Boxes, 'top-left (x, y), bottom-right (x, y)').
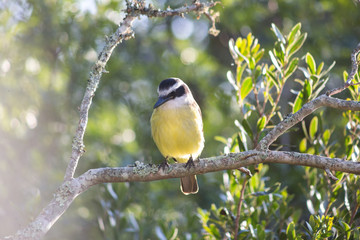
top-left (0, 0), bottom-right (359, 239)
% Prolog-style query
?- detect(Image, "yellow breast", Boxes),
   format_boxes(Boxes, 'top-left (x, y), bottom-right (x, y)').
top-left (151, 103), bottom-right (204, 163)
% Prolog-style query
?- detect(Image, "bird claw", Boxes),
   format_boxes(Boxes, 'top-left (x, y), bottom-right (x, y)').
top-left (185, 156), bottom-right (195, 170)
top-left (158, 158), bottom-right (170, 171)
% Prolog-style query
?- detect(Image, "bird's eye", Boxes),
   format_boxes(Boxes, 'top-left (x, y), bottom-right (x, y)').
top-left (169, 91), bottom-right (176, 98)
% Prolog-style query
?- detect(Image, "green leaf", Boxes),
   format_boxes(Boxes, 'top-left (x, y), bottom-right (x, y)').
top-left (241, 119), bottom-right (254, 139)
top-left (306, 53), bottom-right (316, 75)
top-left (305, 221), bottom-right (313, 235)
top-left (267, 69), bottom-right (280, 91)
top-left (256, 224), bottom-right (266, 239)
top-left (299, 138), bottom-right (307, 153)
top-left (292, 91), bottom-right (304, 113)
top-left (286, 222), bottom-right (296, 240)
top-left (251, 39), bottom-right (260, 54)
top-left (341, 221), bottom-right (351, 240)
top-left (299, 66), bottom-right (310, 79)
top-left (236, 37), bottom-right (246, 54)
top-left (269, 50), bottom-right (282, 72)
top-left (197, 208), bottom-right (210, 223)
top-left (257, 116), bottom-right (267, 132)
top-left (303, 79), bottom-right (312, 101)
top-left (214, 136), bottom-right (228, 145)
top-left (287, 23), bottom-right (302, 44)
top-left (317, 62), bottom-right (324, 75)
top-left (343, 70), bottom-right (349, 83)
top-left (254, 65), bottom-right (262, 83)
top-left (271, 23), bottom-right (286, 44)
top-left (319, 61), bottom-right (336, 77)
top-left (236, 63), bottom-right (246, 85)
top-left (307, 147), bottom-right (315, 154)
top-left (254, 48), bottom-right (265, 63)
top-left (267, 92), bottom-right (275, 106)
top-left (309, 215), bottom-right (316, 229)
top-left (237, 133), bottom-right (246, 152)
top-left (284, 57), bottom-right (299, 80)
top-left (287, 33), bottom-right (307, 58)
top-left (235, 47), bottom-right (249, 65)
top-left (345, 135), bottom-right (354, 159)
top-left (353, 227), bottom-right (360, 240)
top-left (256, 116), bottom-right (266, 132)
top-left (249, 56), bottom-right (255, 70)
top-left (246, 32), bottom-right (253, 52)
top-left (209, 223), bottom-right (221, 238)
top-left (240, 76), bottom-right (253, 102)
top-left (230, 134), bottom-right (239, 152)
top-left (234, 120), bottom-right (249, 151)
top-left (309, 116), bottom-right (318, 140)
top-left (323, 129), bottom-right (331, 145)
top-left (274, 42), bottom-right (285, 64)
top-left (292, 79), bottom-right (312, 113)
top-left (311, 77), bottom-right (329, 99)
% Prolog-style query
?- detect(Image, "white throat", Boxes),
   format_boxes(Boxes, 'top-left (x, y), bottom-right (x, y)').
top-left (161, 94), bottom-right (193, 109)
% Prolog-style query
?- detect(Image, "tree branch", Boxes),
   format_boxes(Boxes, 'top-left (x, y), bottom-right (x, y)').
top-left (256, 95), bottom-right (360, 151)
top-left (64, 0), bottom-right (220, 180)
top-left (5, 150), bottom-right (360, 239)
top-left (64, 13), bottom-right (137, 181)
top-left (126, 0), bottom-right (220, 19)
top-left (78, 151), bottom-right (360, 186)
top-left (234, 176), bottom-right (248, 240)
top-left (345, 42), bottom-right (360, 86)
top-left (326, 42), bottom-right (360, 96)
top-left (257, 41), bottom-right (360, 150)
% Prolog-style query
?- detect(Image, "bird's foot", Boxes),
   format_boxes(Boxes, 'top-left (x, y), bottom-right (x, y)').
top-left (158, 157), bottom-right (170, 171)
top-left (185, 156), bottom-right (195, 170)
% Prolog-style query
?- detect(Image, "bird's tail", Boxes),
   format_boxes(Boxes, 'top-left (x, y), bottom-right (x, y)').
top-left (180, 175), bottom-right (198, 195)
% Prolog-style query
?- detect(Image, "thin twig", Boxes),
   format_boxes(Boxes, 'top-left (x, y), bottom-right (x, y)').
top-left (203, 11), bottom-right (220, 36)
top-left (234, 177), bottom-right (248, 240)
top-left (256, 95), bottom-right (360, 150)
top-left (324, 168), bottom-right (336, 216)
top-left (350, 203), bottom-right (359, 226)
top-left (345, 42), bottom-right (360, 86)
top-left (327, 42), bottom-right (360, 96)
top-left (325, 168), bottom-right (338, 181)
top-left (239, 167), bottom-right (252, 177)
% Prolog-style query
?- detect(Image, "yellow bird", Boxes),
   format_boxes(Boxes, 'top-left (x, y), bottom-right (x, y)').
top-left (151, 78), bottom-right (204, 195)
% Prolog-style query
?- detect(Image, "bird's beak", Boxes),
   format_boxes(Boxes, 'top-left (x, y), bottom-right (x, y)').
top-left (154, 96), bottom-right (172, 109)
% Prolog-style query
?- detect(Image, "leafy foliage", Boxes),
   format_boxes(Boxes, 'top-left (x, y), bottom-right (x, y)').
top-left (203, 23), bottom-right (360, 239)
top-left (198, 165), bottom-right (299, 239)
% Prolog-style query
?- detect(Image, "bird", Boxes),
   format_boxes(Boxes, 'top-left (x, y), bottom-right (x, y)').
top-left (150, 77), bottom-right (204, 195)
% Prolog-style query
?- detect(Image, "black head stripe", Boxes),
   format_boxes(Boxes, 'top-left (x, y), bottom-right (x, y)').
top-left (158, 78), bottom-right (179, 92)
top-left (175, 85), bottom-right (186, 97)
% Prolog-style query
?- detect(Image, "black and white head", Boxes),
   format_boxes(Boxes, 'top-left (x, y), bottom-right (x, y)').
top-left (153, 78), bottom-right (195, 109)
